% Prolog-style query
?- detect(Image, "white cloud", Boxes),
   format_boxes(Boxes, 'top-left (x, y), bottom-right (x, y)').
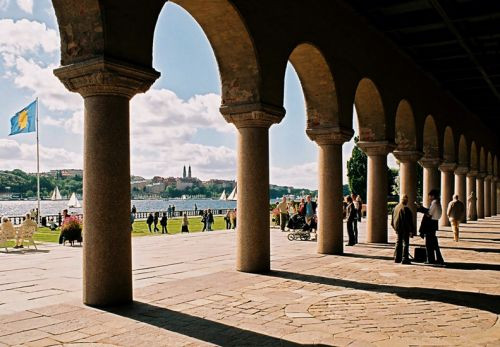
top-left (0, 139), bottom-right (82, 171)
top-left (271, 162), bottom-right (318, 190)
top-left (0, 0), bottom-right (9, 11)
top-left (0, 19), bottom-right (58, 55)
top-left (16, 0), bottom-right (32, 14)
top-left (42, 110), bottom-right (83, 134)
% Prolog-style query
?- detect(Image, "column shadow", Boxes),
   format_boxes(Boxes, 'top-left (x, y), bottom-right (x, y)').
top-left (267, 270), bottom-right (500, 314)
top-left (444, 262), bottom-right (500, 271)
top-left (104, 301), bottom-right (316, 346)
top-left (341, 253), bottom-right (394, 261)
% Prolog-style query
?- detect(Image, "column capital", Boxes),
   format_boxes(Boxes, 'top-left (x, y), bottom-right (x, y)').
top-left (357, 141), bottom-right (396, 156)
top-left (454, 165), bottom-right (469, 175)
top-left (477, 171), bottom-right (487, 179)
top-left (485, 175), bottom-right (493, 181)
top-left (393, 150), bottom-right (423, 163)
top-left (439, 162), bottom-right (457, 173)
top-left (220, 102), bottom-right (285, 128)
top-left (54, 57), bottom-right (160, 99)
top-left (467, 169), bottom-right (478, 178)
top-left (419, 157), bottom-right (441, 168)
top-left (306, 127), bottom-right (354, 146)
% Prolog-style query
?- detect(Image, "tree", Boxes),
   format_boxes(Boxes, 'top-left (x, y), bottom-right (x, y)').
top-left (347, 137), bottom-right (367, 201)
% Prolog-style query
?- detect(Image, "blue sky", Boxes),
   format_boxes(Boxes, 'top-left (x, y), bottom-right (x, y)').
top-left (0, 1), bottom-right (395, 189)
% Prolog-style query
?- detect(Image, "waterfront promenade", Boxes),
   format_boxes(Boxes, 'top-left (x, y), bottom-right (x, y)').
top-left (0, 217), bottom-right (499, 346)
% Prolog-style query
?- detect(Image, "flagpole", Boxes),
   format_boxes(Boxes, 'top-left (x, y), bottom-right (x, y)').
top-left (36, 98), bottom-right (41, 226)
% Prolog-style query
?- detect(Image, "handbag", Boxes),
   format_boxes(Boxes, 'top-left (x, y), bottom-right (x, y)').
top-left (413, 247), bottom-right (427, 262)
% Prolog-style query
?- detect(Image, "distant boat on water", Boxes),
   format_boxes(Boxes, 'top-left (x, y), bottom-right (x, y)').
top-left (227, 185), bottom-right (237, 201)
top-left (68, 192), bottom-right (81, 208)
top-left (50, 186), bottom-right (62, 201)
top-left (219, 190), bottom-right (227, 200)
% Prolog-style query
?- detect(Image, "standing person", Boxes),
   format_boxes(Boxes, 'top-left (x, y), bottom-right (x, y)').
top-left (167, 205), bottom-right (172, 218)
top-left (153, 212), bottom-right (159, 232)
top-left (467, 191), bottom-right (477, 221)
top-left (225, 210), bottom-right (232, 229)
top-left (201, 210), bottom-right (208, 232)
top-left (160, 212), bottom-right (168, 234)
top-left (351, 193), bottom-right (359, 243)
top-left (447, 194), bottom-right (465, 242)
top-left (194, 204), bottom-right (198, 214)
top-left (207, 209), bottom-right (214, 231)
top-left (356, 195), bottom-right (363, 222)
top-left (231, 208), bottom-right (237, 229)
top-left (172, 204), bottom-right (176, 217)
top-left (304, 195), bottom-right (317, 227)
top-left (346, 196), bottom-right (357, 246)
top-left (277, 197), bottom-right (289, 232)
top-left (181, 213), bottom-right (189, 233)
top-left (130, 212), bottom-right (135, 232)
top-left (288, 200), bottom-right (297, 217)
top-left (298, 198), bottom-right (306, 216)
top-left (131, 205), bottom-right (137, 214)
top-left (146, 213), bottom-right (154, 233)
top-left (391, 195), bottom-right (414, 264)
top-left (419, 189), bottom-right (445, 265)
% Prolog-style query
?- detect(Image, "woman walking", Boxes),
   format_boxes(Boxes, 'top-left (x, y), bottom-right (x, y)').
top-left (181, 213), bottom-right (189, 233)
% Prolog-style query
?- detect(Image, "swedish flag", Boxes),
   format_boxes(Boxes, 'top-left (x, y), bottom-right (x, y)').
top-left (9, 100), bottom-right (37, 135)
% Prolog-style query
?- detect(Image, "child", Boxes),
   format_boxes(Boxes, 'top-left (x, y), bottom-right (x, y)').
top-left (181, 213), bottom-right (189, 233)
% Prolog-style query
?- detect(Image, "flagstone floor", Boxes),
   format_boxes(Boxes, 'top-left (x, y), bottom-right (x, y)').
top-left (1, 216), bottom-right (499, 346)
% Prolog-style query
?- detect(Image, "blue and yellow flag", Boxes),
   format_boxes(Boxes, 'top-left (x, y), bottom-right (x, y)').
top-left (9, 100), bottom-right (37, 135)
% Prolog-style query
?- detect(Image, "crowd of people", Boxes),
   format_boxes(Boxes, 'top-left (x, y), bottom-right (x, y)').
top-left (275, 195), bottom-right (318, 232)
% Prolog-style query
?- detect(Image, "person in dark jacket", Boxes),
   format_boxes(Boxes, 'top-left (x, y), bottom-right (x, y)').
top-left (417, 189), bottom-right (445, 265)
top-left (201, 210), bottom-right (208, 232)
top-left (160, 212), bottom-right (168, 234)
top-left (146, 213), bottom-right (154, 233)
top-left (207, 209), bottom-right (214, 231)
top-left (391, 194), bottom-right (414, 264)
top-left (346, 196), bottom-right (357, 246)
top-left (153, 212), bottom-right (159, 232)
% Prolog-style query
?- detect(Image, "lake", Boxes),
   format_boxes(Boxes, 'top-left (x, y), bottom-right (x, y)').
top-left (0, 199), bottom-right (237, 217)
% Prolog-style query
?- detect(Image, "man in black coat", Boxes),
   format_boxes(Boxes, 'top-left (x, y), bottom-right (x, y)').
top-left (391, 194), bottom-right (415, 264)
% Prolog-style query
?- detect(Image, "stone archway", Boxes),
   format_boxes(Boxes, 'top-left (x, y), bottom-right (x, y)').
top-left (470, 142), bottom-right (478, 171)
top-left (354, 78), bottom-right (387, 142)
top-left (443, 127), bottom-right (456, 163)
top-left (420, 115), bottom-right (440, 206)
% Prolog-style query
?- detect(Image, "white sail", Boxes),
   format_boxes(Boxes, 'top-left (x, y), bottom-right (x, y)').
top-left (68, 192), bottom-right (81, 208)
top-left (51, 186), bottom-right (62, 201)
top-left (219, 190), bottom-right (227, 200)
top-left (227, 185), bottom-right (237, 201)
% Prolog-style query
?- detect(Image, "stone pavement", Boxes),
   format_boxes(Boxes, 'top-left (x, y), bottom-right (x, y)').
top-left (0, 216), bottom-right (499, 346)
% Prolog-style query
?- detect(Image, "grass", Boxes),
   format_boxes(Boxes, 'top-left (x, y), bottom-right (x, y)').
top-left (1, 216), bottom-right (232, 248)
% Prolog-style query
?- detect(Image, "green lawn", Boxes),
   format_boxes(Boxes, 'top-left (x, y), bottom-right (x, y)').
top-left (1, 216), bottom-right (232, 248)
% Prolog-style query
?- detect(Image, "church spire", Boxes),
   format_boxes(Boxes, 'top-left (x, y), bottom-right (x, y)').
top-left (188, 165), bottom-right (192, 178)
top-left (183, 165), bottom-right (186, 178)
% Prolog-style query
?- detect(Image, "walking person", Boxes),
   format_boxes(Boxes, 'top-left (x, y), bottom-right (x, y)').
top-left (351, 193), bottom-right (359, 243)
top-left (201, 210), bottom-right (208, 232)
top-left (181, 213), bottom-right (189, 233)
top-left (418, 189), bottom-right (445, 265)
top-left (467, 191), bottom-right (477, 221)
top-left (225, 210), bottom-right (232, 229)
top-left (391, 195), bottom-right (414, 264)
top-left (346, 196), bottom-right (357, 246)
top-left (230, 209), bottom-right (237, 229)
top-left (153, 212), bottom-right (160, 232)
top-left (131, 205), bottom-right (137, 214)
top-left (304, 195), bottom-right (317, 228)
top-left (172, 205), bottom-right (176, 217)
top-left (160, 212), bottom-right (168, 234)
top-left (277, 197), bottom-right (289, 232)
top-left (447, 194), bottom-right (465, 242)
top-left (356, 195), bottom-right (363, 222)
top-left (207, 209), bottom-right (214, 231)
top-left (146, 213), bottom-right (154, 233)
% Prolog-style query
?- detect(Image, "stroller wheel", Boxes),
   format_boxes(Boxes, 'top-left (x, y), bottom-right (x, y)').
top-left (300, 235), bottom-right (309, 241)
top-left (287, 233), bottom-right (295, 241)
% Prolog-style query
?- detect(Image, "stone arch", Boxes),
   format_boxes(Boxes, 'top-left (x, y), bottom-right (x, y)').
top-left (443, 127), bottom-right (455, 163)
top-left (422, 115), bottom-right (439, 158)
top-left (171, 0), bottom-right (261, 105)
top-left (354, 78), bottom-right (386, 141)
top-left (458, 135), bottom-right (468, 166)
top-left (288, 43), bottom-right (338, 129)
top-left (487, 152), bottom-right (493, 174)
top-left (480, 147), bottom-right (486, 172)
top-left (394, 99), bottom-right (417, 151)
top-left (470, 141), bottom-right (478, 170)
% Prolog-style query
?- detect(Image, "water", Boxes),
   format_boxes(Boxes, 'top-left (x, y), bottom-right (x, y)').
top-left (0, 199), bottom-right (237, 217)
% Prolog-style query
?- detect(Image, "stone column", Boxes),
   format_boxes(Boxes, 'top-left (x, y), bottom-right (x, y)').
top-left (54, 58), bottom-right (160, 306)
top-left (221, 105), bottom-right (284, 272)
top-left (358, 141), bottom-right (396, 243)
top-left (466, 170), bottom-right (477, 221)
top-left (419, 158), bottom-right (441, 208)
top-left (492, 177), bottom-right (498, 216)
top-left (485, 175), bottom-right (492, 217)
top-left (490, 176), bottom-right (497, 216)
top-left (454, 166), bottom-right (469, 222)
top-left (308, 128), bottom-right (353, 254)
top-left (476, 173), bottom-right (485, 219)
top-left (394, 151), bottom-right (423, 226)
top-left (439, 162), bottom-right (456, 227)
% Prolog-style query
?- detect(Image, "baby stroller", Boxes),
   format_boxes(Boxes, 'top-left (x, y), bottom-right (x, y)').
top-left (286, 214), bottom-right (317, 241)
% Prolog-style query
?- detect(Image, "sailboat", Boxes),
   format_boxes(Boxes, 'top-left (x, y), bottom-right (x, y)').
top-left (227, 185), bottom-right (237, 201)
top-left (219, 190), bottom-right (227, 200)
top-left (50, 186), bottom-right (62, 201)
top-left (68, 192), bottom-right (81, 208)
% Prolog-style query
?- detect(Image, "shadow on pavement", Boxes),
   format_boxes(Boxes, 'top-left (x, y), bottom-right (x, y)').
top-left (341, 253), bottom-right (394, 261)
top-left (105, 301), bottom-right (318, 347)
top-left (267, 270), bottom-right (500, 315)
